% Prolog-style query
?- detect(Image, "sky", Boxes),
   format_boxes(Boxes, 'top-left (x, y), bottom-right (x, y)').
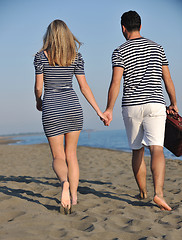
top-left (0, 0), bottom-right (181, 135)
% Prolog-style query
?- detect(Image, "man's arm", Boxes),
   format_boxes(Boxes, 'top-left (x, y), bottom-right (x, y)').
top-left (104, 67), bottom-right (124, 126)
top-left (162, 65), bottom-right (178, 114)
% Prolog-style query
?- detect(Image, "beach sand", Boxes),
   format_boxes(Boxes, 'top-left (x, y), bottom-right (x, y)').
top-left (0, 143), bottom-right (181, 240)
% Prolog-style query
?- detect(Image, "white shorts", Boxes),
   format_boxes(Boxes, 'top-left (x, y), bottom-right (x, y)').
top-left (122, 103), bottom-right (166, 150)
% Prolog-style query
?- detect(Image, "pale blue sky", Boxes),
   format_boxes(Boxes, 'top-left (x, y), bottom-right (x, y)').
top-left (0, 0), bottom-right (181, 135)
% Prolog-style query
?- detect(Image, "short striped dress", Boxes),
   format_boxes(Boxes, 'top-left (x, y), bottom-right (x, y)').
top-left (34, 51), bottom-right (84, 137)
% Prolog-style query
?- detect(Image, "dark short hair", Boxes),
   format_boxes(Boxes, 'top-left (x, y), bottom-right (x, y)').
top-left (121, 11), bottom-right (141, 32)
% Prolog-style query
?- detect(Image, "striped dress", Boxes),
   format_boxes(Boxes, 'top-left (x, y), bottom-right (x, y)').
top-left (112, 37), bottom-right (169, 107)
top-left (34, 51), bottom-right (84, 137)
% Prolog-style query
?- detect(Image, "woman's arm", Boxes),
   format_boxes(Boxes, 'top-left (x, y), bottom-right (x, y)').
top-left (75, 75), bottom-right (107, 121)
top-left (34, 73), bottom-right (43, 111)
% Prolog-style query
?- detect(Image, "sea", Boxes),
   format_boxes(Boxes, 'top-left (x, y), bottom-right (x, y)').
top-left (9, 129), bottom-right (182, 161)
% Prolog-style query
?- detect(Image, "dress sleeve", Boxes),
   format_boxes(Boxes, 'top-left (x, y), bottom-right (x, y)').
top-left (74, 53), bottom-right (85, 75)
top-left (34, 52), bottom-right (44, 74)
top-left (160, 46), bottom-right (169, 66)
top-left (112, 49), bottom-right (125, 68)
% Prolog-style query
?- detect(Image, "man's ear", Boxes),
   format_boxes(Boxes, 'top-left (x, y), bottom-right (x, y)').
top-left (122, 25), bottom-right (126, 33)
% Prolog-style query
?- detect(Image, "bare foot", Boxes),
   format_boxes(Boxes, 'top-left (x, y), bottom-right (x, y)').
top-left (61, 181), bottom-right (71, 210)
top-left (136, 190), bottom-right (148, 200)
top-left (153, 195), bottom-right (172, 211)
top-left (140, 191), bottom-right (147, 199)
top-left (136, 194), bottom-right (147, 200)
top-left (71, 197), bottom-right (78, 206)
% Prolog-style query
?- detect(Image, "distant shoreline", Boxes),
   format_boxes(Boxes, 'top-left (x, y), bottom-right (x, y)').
top-left (0, 136), bottom-right (20, 145)
top-left (1, 131), bottom-right (181, 161)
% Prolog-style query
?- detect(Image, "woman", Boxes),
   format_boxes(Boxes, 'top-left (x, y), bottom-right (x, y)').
top-left (34, 19), bottom-right (106, 214)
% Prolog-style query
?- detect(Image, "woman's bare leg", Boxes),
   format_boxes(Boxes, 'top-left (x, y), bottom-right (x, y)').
top-left (65, 131), bottom-right (81, 205)
top-left (48, 135), bottom-right (71, 209)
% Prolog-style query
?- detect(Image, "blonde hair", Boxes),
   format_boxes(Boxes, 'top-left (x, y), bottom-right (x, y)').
top-left (41, 20), bottom-right (81, 66)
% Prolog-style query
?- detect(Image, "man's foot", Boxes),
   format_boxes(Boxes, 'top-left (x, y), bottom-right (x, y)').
top-left (60, 181), bottom-right (71, 213)
top-left (153, 195), bottom-right (172, 211)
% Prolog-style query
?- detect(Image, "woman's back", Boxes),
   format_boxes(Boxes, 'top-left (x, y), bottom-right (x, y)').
top-left (34, 51), bottom-right (85, 91)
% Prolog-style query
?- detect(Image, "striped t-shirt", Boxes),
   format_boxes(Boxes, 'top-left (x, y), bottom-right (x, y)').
top-left (112, 37), bottom-right (168, 107)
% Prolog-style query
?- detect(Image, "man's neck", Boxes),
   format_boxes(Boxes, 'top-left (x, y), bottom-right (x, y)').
top-left (127, 31), bottom-right (141, 40)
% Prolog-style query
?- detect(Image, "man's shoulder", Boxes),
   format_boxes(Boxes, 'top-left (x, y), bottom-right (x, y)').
top-left (144, 38), bottom-right (162, 47)
top-left (116, 41), bottom-right (131, 50)
top-left (113, 42), bottom-right (129, 56)
top-left (115, 38), bottom-right (163, 51)
top-left (114, 38), bottom-right (146, 51)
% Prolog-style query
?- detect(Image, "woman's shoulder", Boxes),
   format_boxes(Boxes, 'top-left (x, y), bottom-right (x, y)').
top-left (76, 52), bottom-right (84, 63)
top-left (77, 52), bottom-right (82, 57)
top-left (35, 50), bottom-right (45, 58)
top-left (35, 50), bottom-right (47, 58)
top-left (34, 51), bottom-right (41, 60)
top-left (71, 52), bottom-right (84, 66)
top-left (34, 51), bottom-right (48, 65)
top-left (34, 51), bottom-right (48, 69)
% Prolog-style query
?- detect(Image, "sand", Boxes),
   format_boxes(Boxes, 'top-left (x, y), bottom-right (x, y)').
top-left (0, 143), bottom-right (181, 240)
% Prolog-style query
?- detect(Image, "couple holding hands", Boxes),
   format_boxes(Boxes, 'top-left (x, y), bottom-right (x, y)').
top-left (34, 11), bottom-right (178, 213)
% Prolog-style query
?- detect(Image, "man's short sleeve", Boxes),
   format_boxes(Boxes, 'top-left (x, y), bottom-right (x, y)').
top-left (112, 49), bottom-right (125, 68)
top-left (160, 46), bottom-right (169, 66)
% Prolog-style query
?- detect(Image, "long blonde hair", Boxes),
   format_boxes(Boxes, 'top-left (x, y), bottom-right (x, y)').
top-left (41, 20), bottom-right (81, 66)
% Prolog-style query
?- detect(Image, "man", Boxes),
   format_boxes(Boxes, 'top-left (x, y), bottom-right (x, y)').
top-left (104, 11), bottom-right (178, 211)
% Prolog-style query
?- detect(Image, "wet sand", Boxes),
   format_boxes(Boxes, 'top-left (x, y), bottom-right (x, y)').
top-left (0, 143), bottom-right (181, 240)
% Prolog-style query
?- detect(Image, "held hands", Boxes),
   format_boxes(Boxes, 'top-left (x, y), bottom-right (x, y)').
top-left (103, 109), bottom-right (113, 126)
top-left (97, 109), bottom-right (113, 126)
top-left (97, 111), bottom-right (108, 123)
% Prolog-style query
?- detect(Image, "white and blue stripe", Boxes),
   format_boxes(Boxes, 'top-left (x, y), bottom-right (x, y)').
top-left (34, 51), bottom-right (84, 137)
top-left (112, 37), bottom-right (168, 107)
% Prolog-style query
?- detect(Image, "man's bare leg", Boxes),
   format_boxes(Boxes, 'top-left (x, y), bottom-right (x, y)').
top-left (150, 145), bottom-right (172, 211)
top-left (132, 147), bottom-right (147, 199)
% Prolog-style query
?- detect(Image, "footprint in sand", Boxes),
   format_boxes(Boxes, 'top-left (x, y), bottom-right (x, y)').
top-left (70, 221), bottom-right (95, 232)
top-left (68, 215), bottom-right (97, 232)
top-left (0, 210), bottom-right (25, 224)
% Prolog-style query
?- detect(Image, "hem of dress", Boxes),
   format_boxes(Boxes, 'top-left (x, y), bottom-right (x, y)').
top-left (45, 128), bottom-right (83, 138)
